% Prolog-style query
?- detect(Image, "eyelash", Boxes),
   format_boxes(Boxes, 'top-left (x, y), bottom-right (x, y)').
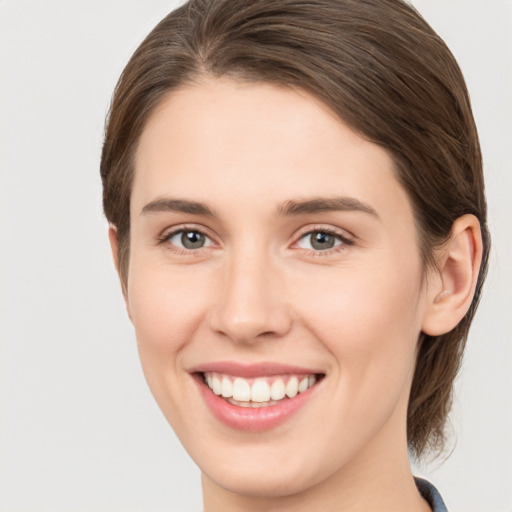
top-left (157, 225), bottom-right (354, 256)
top-left (293, 226), bottom-right (354, 256)
top-left (157, 225), bottom-right (215, 256)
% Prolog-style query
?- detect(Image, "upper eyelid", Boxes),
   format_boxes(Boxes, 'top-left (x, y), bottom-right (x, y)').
top-left (293, 224), bottom-right (354, 241)
top-left (160, 223), bottom-right (213, 237)
top-left (158, 224), bottom-right (217, 245)
top-left (157, 223), bottom-right (354, 248)
top-left (290, 226), bottom-right (356, 254)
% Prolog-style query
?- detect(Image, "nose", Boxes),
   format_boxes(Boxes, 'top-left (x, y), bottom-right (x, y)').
top-left (208, 250), bottom-right (293, 344)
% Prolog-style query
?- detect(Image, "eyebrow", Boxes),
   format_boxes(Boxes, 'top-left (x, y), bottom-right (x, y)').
top-left (140, 195), bottom-right (379, 218)
top-left (276, 197), bottom-right (379, 218)
top-left (141, 198), bottom-right (216, 217)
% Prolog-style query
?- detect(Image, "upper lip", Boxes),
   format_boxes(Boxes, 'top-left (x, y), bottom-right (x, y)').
top-left (189, 361), bottom-right (324, 378)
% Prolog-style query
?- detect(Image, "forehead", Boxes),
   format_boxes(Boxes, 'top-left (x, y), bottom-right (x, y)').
top-left (132, 77), bottom-right (413, 225)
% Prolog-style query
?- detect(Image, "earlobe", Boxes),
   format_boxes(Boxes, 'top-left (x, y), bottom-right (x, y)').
top-left (422, 214), bottom-right (483, 336)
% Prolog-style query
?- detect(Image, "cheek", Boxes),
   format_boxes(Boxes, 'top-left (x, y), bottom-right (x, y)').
top-left (125, 260), bottom-right (217, 431)
top-left (126, 261), bottom-right (211, 370)
top-left (285, 258), bottom-right (425, 457)
top-left (293, 256), bottom-right (424, 382)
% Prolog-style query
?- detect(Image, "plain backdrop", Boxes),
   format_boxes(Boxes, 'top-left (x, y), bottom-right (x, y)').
top-left (0, 1), bottom-right (511, 511)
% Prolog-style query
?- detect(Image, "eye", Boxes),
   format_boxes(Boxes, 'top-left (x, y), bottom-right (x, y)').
top-left (296, 230), bottom-right (348, 251)
top-left (165, 229), bottom-right (213, 250)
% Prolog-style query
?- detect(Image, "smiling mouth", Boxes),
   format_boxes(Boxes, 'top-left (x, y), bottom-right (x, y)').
top-left (201, 372), bottom-right (324, 408)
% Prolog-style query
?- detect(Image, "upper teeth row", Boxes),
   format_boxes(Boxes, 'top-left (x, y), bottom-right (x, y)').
top-left (204, 372), bottom-right (317, 402)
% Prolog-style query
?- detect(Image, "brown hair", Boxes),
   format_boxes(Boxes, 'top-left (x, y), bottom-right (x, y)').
top-left (100, 0), bottom-right (490, 458)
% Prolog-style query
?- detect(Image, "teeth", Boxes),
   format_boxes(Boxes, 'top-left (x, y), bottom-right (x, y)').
top-left (285, 376), bottom-right (298, 398)
top-left (298, 376), bottom-right (309, 393)
top-left (203, 372), bottom-right (319, 405)
top-left (232, 378), bottom-right (251, 401)
top-left (270, 379), bottom-right (286, 400)
top-left (221, 376), bottom-right (233, 398)
top-left (212, 376), bottom-right (222, 395)
top-left (251, 379), bottom-right (270, 402)
top-left (229, 398), bottom-right (279, 408)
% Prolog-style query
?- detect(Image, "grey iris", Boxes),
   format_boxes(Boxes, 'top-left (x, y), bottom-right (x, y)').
top-left (182, 231), bottom-right (205, 249)
top-left (311, 232), bottom-right (336, 250)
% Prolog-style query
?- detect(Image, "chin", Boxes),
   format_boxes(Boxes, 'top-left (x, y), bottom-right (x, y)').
top-left (203, 462), bottom-right (319, 498)
top-left (190, 430), bottom-right (352, 501)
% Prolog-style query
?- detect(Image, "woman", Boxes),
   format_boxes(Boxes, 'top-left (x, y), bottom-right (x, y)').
top-left (100, 0), bottom-right (489, 510)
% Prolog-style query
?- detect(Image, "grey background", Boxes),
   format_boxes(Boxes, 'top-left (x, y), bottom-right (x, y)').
top-left (0, 0), bottom-right (510, 511)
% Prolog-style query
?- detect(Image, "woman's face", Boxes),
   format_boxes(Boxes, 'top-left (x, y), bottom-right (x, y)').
top-left (124, 78), bottom-right (432, 497)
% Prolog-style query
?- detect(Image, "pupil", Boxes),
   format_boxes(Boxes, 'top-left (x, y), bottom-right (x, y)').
top-left (311, 232), bottom-right (334, 250)
top-left (181, 231), bottom-right (205, 249)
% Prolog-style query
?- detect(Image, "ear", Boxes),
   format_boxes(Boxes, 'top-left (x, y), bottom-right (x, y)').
top-left (108, 225), bottom-right (121, 275)
top-left (108, 225), bottom-right (132, 319)
top-left (422, 214), bottom-right (483, 336)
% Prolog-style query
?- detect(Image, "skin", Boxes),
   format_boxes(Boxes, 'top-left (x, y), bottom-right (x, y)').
top-left (109, 77), bottom-right (482, 512)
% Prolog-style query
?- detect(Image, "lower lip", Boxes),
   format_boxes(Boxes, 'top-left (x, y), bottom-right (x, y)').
top-left (193, 374), bottom-right (320, 431)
